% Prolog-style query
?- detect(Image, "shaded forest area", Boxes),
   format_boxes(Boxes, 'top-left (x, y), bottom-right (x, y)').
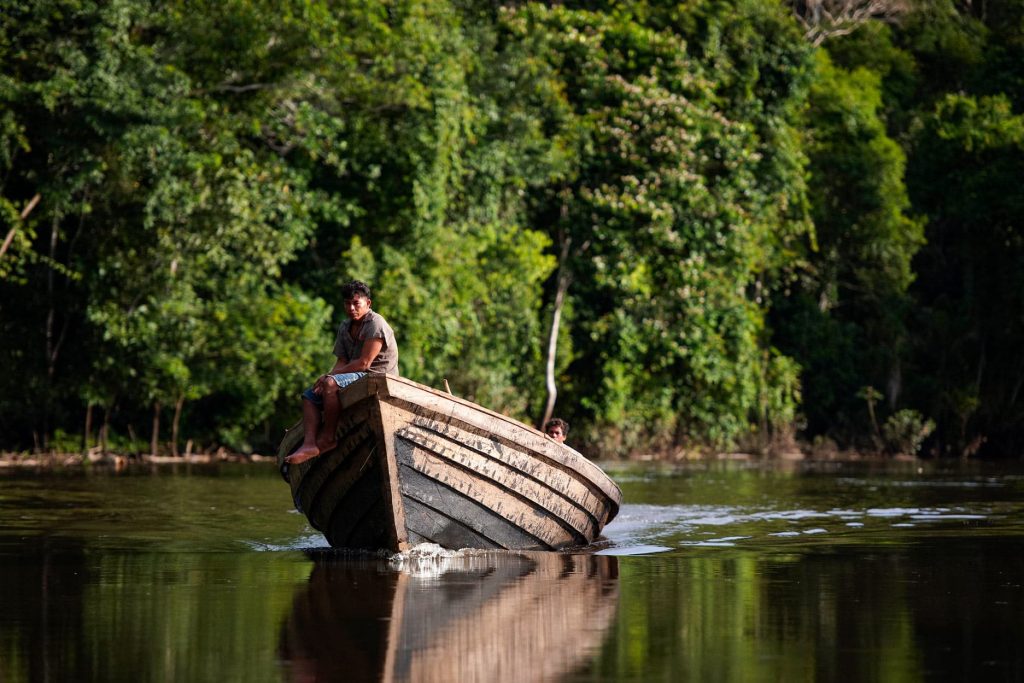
top-left (1, 0), bottom-right (1022, 459)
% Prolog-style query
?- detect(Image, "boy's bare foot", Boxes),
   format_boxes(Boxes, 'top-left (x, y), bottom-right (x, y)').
top-left (315, 437), bottom-right (338, 454)
top-left (285, 445), bottom-right (321, 465)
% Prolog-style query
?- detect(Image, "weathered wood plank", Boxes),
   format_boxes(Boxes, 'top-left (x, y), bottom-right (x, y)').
top-left (396, 426), bottom-right (599, 539)
top-left (398, 467), bottom-right (546, 549)
top-left (401, 497), bottom-right (503, 550)
top-left (306, 438), bottom-right (376, 532)
top-left (338, 496), bottom-right (392, 550)
top-left (403, 417), bottom-right (611, 521)
top-left (396, 443), bottom-right (584, 548)
top-left (398, 420), bottom-right (611, 524)
top-left (374, 401), bottom-right (410, 552)
top-left (375, 375), bottom-right (622, 507)
top-left (325, 472), bottom-right (387, 548)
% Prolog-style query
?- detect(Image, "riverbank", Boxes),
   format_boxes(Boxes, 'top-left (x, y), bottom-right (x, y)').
top-left (0, 445), bottom-right (910, 469)
top-left (0, 450), bottom-right (278, 469)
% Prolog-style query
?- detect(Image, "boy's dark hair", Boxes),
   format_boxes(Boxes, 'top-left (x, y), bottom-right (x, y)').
top-left (544, 418), bottom-right (569, 434)
top-left (341, 280), bottom-right (372, 300)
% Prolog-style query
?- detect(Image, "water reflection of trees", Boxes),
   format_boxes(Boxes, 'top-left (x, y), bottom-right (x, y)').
top-left (279, 551), bottom-right (620, 682)
top-left (589, 542), bottom-right (1024, 680)
top-left (0, 539), bottom-right (91, 683)
top-left (0, 540), bottom-right (310, 682)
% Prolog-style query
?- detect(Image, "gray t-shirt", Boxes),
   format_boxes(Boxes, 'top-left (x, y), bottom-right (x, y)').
top-left (332, 309), bottom-right (399, 376)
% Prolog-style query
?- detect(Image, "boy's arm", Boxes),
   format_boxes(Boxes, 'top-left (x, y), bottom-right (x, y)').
top-left (332, 338), bottom-right (383, 373)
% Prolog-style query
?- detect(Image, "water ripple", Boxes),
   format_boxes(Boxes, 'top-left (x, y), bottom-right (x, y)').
top-left (601, 499), bottom-right (1001, 553)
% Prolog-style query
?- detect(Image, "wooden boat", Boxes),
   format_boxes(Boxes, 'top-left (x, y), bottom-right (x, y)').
top-left (276, 374), bottom-right (622, 551)
top-left (279, 550), bottom-right (620, 682)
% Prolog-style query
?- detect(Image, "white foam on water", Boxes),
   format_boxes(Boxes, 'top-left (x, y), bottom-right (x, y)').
top-left (685, 514), bottom-right (745, 526)
top-left (391, 558), bottom-right (455, 579)
top-left (602, 503), bottom-right (693, 530)
top-left (867, 507), bottom-right (923, 517)
top-left (246, 532), bottom-right (328, 552)
top-left (596, 544), bottom-right (674, 556)
top-left (760, 509), bottom-right (831, 520)
top-left (387, 543), bottom-right (490, 579)
top-left (682, 540), bottom-right (740, 547)
top-left (598, 498), bottom-right (999, 553)
top-left (604, 503), bottom-right (879, 549)
top-left (601, 503), bottom-right (743, 543)
top-left (679, 535), bottom-right (752, 548)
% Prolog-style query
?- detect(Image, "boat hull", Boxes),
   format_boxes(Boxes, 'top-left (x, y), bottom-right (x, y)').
top-left (278, 375), bottom-right (622, 551)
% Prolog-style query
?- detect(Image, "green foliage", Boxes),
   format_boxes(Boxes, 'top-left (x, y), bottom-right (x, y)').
top-left (495, 4), bottom-right (810, 452)
top-left (906, 92), bottom-right (1024, 456)
top-left (2, 0), bottom-right (1023, 457)
top-left (771, 46), bottom-right (923, 444)
top-left (0, 0), bottom-right (327, 451)
top-left (882, 409), bottom-right (935, 456)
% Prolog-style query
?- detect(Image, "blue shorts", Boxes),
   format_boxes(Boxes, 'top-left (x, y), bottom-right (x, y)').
top-left (301, 372), bottom-right (367, 406)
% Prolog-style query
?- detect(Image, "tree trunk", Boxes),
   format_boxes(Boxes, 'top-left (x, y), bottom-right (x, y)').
top-left (171, 394), bottom-right (185, 457)
top-left (100, 405), bottom-right (111, 455)
top-left (44, 216), bottom-right (59, 378)
top-left (867, 398), bottom-right (882, 452)
top-left (886, 356), bottom-right (902, 410)
top-left (150, 401), bottom-right (161, 458)
top-left (0, 193), bottom-right (40, 258)
top-left (42, 216), bottom-right (59, 450)
top-left (541, 233), bottom-right (573, 429)
top-left (82, 403), bottom-right (93, 456)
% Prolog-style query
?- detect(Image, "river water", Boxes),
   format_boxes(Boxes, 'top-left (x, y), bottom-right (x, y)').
top-left (1, 459), bottom-right (1022, 682)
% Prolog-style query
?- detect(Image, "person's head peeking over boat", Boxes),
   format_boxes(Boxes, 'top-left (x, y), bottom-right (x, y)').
top-left (545, 418), bottom-right (569, 443)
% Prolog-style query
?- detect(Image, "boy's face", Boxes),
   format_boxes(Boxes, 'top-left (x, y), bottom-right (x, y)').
top-left (546, 425), bottom-right (566, 442)
top-left (345, 294), bottom-right (371, 320)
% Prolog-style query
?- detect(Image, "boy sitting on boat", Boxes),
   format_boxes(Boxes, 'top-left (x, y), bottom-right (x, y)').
top-left (285, 280), bottom-right (399, 465)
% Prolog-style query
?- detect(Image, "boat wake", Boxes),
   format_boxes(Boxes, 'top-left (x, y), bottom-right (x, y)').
top-left (598, 501), bottom-right (994, 552)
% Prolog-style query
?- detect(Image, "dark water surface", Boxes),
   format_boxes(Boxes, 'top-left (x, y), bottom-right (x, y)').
top-left (1, 460), bottom-right (1023, 682)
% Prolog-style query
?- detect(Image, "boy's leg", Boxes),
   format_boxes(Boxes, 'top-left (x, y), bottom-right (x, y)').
top-left (286, 373), bottom-right (364, 465)
top-left (286, 388), bottom-right (325, 465)
top-left (317, 381), bottom-right (342, 452)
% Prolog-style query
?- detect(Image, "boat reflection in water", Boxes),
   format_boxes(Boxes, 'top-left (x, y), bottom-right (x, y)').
top-left (279, 547), bottom-right (619, 682)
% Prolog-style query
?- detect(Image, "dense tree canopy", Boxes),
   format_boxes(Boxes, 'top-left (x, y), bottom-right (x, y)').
top-left (1, 0), bottom-right (1022, 458)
